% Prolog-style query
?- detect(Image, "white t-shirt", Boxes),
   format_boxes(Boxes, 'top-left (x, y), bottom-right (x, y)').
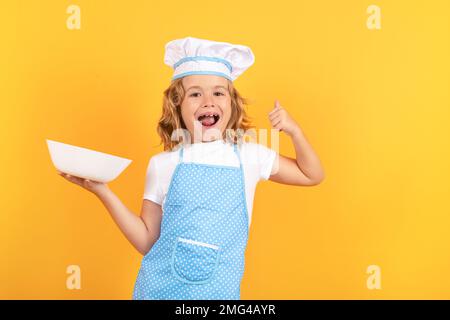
top-left (143, 139), bottom-right (277, 228)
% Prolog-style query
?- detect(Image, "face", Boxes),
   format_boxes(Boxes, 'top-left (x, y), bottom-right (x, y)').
top-left (180, 75), bottom-right (232, 143)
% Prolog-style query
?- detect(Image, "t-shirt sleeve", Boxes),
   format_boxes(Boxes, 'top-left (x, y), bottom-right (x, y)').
top-left (257, 143), bottom-right (277, 181)
top-left (143, 156), bottom-right (163, 205)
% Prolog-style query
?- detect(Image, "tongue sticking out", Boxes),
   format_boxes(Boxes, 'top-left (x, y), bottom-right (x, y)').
top-left (200, 116), bottom-right (216, 126)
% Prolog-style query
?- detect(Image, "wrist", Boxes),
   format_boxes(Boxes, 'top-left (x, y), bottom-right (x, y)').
top-left (94, 184), bottom-right (111, 199)
top-left (288, 126), bottom-right (302, 139)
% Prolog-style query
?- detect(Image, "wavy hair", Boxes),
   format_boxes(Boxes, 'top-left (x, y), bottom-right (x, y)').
top-left (156, 77), bottom-right (255, 151)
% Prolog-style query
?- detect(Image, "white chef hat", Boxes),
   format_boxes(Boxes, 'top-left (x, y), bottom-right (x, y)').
top-left (164, 36), bottom-right (255, 82)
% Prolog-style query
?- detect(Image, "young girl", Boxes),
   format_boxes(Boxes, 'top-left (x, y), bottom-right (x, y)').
top-left (59, 37), bottom-right (325, 300)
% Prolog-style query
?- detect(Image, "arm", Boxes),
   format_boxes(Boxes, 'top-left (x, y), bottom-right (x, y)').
top-left (268, 100), bottom-right (325, 186)
top-left (95, 188), bottom-right (162, 255)
top-left (58, 172), bottom-right (162, 255)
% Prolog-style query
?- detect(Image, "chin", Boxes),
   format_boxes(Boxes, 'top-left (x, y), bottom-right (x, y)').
top-left (201, 129), bottom-right (225, 141)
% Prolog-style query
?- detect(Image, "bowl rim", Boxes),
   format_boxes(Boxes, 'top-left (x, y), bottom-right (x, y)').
top-left (46, 139), bottom-right (132, 163)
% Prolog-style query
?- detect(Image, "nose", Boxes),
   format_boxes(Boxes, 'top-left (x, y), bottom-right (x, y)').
top-left (202, 93), bottom-right (216, 108)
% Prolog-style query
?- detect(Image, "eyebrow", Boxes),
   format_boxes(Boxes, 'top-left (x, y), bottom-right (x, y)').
top-left (186, 85), bottom-right (228, 91)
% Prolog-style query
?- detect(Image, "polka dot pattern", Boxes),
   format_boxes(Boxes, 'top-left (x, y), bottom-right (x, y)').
top-left (132, 143), bottom-right (249, 300)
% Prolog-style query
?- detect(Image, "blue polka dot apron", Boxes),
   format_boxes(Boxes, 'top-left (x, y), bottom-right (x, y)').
top-left (132, 142), bottom-right (249, 300)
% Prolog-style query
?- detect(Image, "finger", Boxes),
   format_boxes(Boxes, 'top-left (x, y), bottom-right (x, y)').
top-left (85, 179), bottom-right (96, 187)
top-left (274, 99), bottom-right (284, 111)
top-left (269, 100), bottom-right (281, 115)
top-left (63, 174), bottom-right (75, 182)
top-left (57, 170), bottom-right (67, 177)
top-left (275, 99), bottom-right (281, 109)
top-left (269, 105), bottom-right (285, 117)
top-left (273, 123), bottom-right (283, 132)
top-left (268, 111), bottom-right (277, 118)
top-left (270, 107), bottom-right (283, 117)
top-left (270, 113), bottom-right (282, 124)
top-left (272, 125), bottom-right (283, 132)
top-left (271, 118), bottom-right (282, 128)
top-left (64, 174), bottom-right (84, 185)
top-left (269, 109), bottom-right (283, 121)
top-left (72, 176), bottom-right (86, 185)
top-left (59, 172), bottom-right (70, 180)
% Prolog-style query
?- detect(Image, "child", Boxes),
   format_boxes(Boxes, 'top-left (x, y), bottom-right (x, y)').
top-left (59, 36), bottom-right (325, 300)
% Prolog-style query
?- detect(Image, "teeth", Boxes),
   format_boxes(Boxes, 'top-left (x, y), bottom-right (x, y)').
top-left (198, 113), bottom-right (219, 120)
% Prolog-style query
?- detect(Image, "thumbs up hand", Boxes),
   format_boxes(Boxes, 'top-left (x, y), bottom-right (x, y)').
top-left (268, 99), bottom-right (301, 137)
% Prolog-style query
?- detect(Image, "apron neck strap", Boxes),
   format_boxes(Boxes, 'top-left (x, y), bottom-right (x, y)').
top-left (177, 141), bottom-right (242, 166)
top-left (178, 144), bottom-right (184, 163)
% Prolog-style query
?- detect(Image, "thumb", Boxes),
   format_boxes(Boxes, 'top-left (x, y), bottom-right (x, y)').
top-left (269, 99), bottom-right (281, 115)
top-left (274, 99), bottom-right (281, 109)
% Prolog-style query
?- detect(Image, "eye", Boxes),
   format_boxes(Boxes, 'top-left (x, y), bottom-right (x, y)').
top-left (189, 92), bottom-right (200, 97)
top-left (214, 92), bottom-right (225, 96)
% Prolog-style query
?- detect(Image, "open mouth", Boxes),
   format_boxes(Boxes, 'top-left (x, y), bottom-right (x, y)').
top-left (197, 113), bottom-right (220, 127)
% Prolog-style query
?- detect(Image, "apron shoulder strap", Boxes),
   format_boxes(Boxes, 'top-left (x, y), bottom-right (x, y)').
top-left (233, 143), bottom-right (243, 168)
top-left (178, 144), bottom-right (184, 163)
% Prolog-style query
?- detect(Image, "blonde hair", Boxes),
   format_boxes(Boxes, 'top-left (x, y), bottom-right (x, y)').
top-left (156, 77), bottom-right (255, 151)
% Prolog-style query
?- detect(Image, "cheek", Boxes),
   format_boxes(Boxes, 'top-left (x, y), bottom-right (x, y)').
top-left (225, 101), bottom-right (233, 117)
top-left (180, 103), bottom-right (197, 121)
top-left (222, 108), bottom-right (233, 126)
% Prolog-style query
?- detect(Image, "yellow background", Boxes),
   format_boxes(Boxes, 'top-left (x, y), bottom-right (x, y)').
top-left (1, 0), bottom-right (449, 299)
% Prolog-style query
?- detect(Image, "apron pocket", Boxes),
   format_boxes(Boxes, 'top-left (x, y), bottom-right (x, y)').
top-left (171, 237), bottom-right (220, 284)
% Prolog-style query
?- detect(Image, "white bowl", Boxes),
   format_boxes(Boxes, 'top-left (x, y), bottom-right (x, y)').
top-left (46, 139), bottom-right (132, 183)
